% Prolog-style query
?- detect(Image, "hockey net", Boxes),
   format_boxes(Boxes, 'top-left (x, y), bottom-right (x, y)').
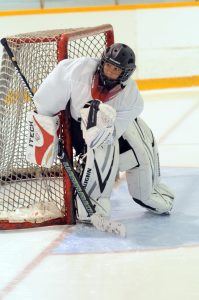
top-left (0, 24), bottom-right (114, 229)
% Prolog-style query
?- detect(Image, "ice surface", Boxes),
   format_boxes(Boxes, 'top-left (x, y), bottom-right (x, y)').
top-left (54, 167), bottom-right (199, 254)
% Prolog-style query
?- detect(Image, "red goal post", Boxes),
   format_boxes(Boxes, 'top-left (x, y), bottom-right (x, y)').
top-left (0, 24), bottom-right (114, 230)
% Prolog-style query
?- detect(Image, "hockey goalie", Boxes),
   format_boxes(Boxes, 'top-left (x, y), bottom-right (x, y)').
top-left (26, 43), bottom-right (175, 223)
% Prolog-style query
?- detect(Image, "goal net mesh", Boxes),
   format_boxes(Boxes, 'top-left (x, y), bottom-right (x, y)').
top-left (0, 25), bottom-right (114, 228)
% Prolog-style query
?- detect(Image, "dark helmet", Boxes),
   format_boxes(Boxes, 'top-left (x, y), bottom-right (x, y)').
top-left (98, 43), bottom-right (136, 88)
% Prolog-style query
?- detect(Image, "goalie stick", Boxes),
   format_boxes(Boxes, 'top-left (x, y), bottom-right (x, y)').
top-left (1, 38), bottom-right (126, 237)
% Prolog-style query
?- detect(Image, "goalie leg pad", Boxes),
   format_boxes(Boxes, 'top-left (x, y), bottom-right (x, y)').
top-left (76, 140), bottom-right (119, 221)
top-left (123, 117), bottom-right (174, 214)
top-left (26, 111), bottom-right (60, 168)
top-left (118, 136), bottom-right (139, 172)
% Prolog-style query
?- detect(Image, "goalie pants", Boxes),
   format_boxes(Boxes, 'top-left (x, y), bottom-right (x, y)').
top-left (74, 117), bottom-right (175, 220)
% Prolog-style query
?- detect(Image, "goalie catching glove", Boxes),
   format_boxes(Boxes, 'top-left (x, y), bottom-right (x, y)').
top-left (80, 100), bottom-right (116, 149)
top-left (26, 111), bottom-right (60, 168)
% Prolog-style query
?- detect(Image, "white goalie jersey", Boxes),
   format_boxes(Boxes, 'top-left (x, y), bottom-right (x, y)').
top-left (33, 57), bottom-right (144, 139)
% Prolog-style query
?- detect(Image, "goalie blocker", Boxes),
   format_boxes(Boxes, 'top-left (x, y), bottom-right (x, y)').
top-left (80, 100), bottom-right (116, 149)
top-left (26, 111), bottom-right (60, 168)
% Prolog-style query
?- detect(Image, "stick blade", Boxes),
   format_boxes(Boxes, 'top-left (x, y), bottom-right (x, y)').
top-left (91, 214), bottom-right (126, 238)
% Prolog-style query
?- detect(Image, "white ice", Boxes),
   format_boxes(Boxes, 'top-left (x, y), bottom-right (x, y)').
top-left (0, 87), bottom-right (199, 300)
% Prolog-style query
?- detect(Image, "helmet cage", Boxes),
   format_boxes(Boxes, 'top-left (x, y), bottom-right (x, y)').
top-left (99, 43), bottom-right (136, 86)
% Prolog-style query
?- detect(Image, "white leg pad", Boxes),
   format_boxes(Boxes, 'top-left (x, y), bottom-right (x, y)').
top-left (76, 141), bottom-right (119, 221)
top-left (123, 118), bottom-right (175, 214)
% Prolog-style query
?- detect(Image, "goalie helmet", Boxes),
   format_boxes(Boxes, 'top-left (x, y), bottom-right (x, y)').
top-left (98, 43), bottom-right (136, 89)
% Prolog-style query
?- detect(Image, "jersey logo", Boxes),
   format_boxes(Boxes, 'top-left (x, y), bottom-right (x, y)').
top-left (33, 115), bottom-right (54, 165)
